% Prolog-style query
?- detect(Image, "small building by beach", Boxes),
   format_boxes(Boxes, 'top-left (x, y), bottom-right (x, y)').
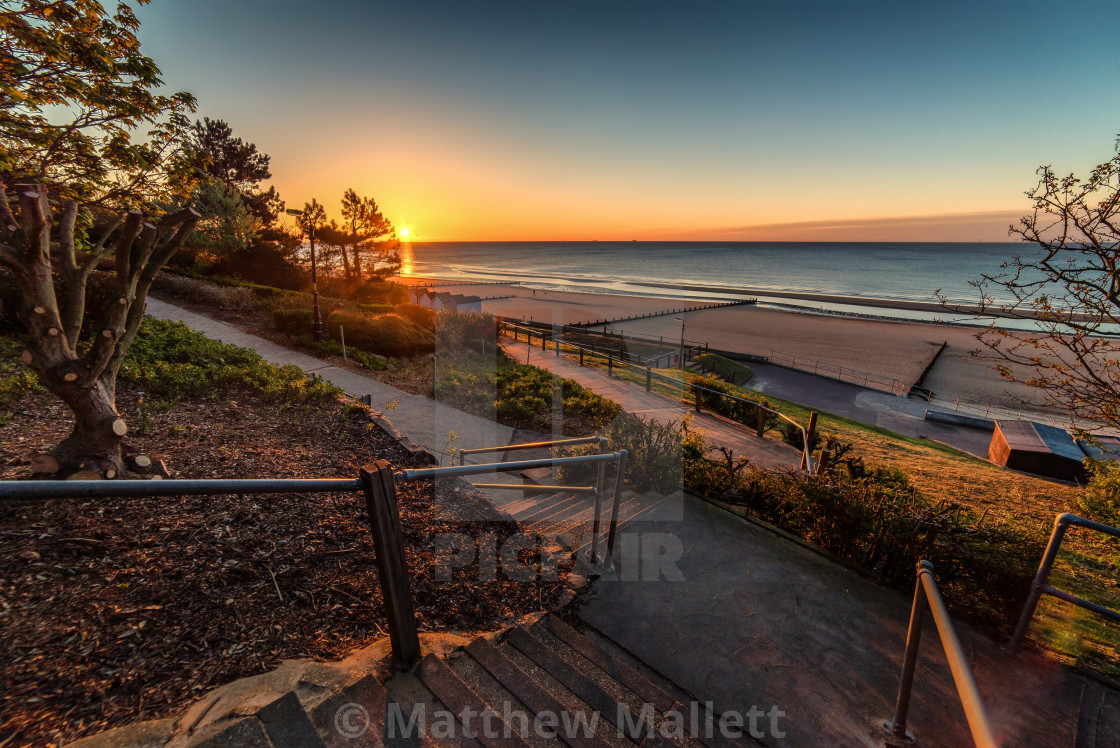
top-left (431, 292), bottom-right (458, 312)
top-left (988, 420), bottom-right (1088, 483)
top-left (453, 294), bottom-right (483, 314)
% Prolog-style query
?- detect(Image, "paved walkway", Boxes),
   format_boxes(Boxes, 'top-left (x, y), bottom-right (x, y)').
top-left (145, 300), bottom-right (1115, 746)
top-left (585, 496), bottom-right (1113, 746)
top-left (502, 338), bottom-right (801, 471)
top-left (148, 298), bottom-right (525, 469)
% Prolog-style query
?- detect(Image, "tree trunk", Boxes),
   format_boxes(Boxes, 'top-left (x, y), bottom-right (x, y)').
top-left (51, 378), bottom-right (127, 477)
top-left (350, 241), bottom-right (363, 283)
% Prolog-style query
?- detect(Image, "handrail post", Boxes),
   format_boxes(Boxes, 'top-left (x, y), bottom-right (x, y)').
top-left (587, 438), bottom-right (609, 565)
top-left (604, 450), bottom-right (629, 572)
top-left (884, 560), bottom-right (930, 747)
top-left (1009, 514), bottom-right (1072, 654)
top-left (359, 461), bottom-right (421, 668)
top-left (799, 412), bottom-right (818, 470)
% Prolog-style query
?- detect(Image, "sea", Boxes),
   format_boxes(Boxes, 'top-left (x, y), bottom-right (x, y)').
top-left (398, 241), bottom-right (1034, 327)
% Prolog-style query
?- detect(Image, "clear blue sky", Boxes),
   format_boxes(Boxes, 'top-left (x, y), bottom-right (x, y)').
top-left (139, 0), bottom-right (1120, 240)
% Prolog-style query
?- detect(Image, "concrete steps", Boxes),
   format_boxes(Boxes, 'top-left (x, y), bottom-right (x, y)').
top-left (164, 615), bottom-right (762, 747)
top-left (506, 469), bottom-right (671, 564)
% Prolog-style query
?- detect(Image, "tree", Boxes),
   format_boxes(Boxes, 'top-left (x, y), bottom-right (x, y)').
top-left (1, 0), bottom-right (197, 206)
top-left (961, 134), bottom-right (1120, 429)
top-left (0, 0), bottom-right (200, 476)
top-left (338, 188), bottom-right (400, 283)
top-left (182, 177), bottom-right (261, 265)
top-left (187, 117), bottom-right (283, 224)
top-left (2, 188), bottom-right (198, 476)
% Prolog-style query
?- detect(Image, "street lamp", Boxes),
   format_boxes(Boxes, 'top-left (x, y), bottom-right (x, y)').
top-left (674, 316), bottom-right (685, 370)
top-left (286, 207), bottom-right (324, 342)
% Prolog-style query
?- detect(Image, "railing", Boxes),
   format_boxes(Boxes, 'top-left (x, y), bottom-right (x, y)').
top-left (767, 348), bottom-right (909, 396)
top-left (884, 561), bottom-right (999, 748)
top-left (503, 320), bottom-right (699, 368)
top-left (0, 445), bottom-right (627, 671)
top-left (452, 436), bottom-right (629, 571)
top-left (1008, 513), bottom-right (1120, 655)
top-left (500, 322), bottom-right (814, 472)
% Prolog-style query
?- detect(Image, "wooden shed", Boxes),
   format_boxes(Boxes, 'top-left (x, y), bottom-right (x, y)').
top-left (988, 420), bottom-right (1088, 482)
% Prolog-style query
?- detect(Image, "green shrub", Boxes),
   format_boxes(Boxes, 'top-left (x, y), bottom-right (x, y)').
top-left (0, 338), bottom-right (42, 421)
top-left (120, 318), bottom-right (342, 404)
top-left (689, 373), bottom-right (779, 433)
top-left (1075, 460), bottom-right (1120, 527)
top-left (696, 352), bottom-right (754, 385)
top-left (459, 312), bottom-right (497, 342)
top-left (326, 311), bottom-right (434, 357)
top-left (557, 413), bottom-right (692, 494)
top-left (435, 311), bottom-right (466, 348)
top-left (357, 302), bottom-right (395, 315)
top-left (273, 308), bottom-right (315, 336)
top-left (397, 303), bottom-right (435, 329)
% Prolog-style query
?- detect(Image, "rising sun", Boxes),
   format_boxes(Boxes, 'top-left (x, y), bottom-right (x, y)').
top-left (399, 227), bottom-right (410, 239)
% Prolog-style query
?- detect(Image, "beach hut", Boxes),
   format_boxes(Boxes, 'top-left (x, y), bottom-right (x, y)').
top-left (416, 289), bottom-right (435, 309)
top-left (453, 294), bottom-right (483, 314)
top-left (408, 287), bottom-right (426, 305)
top-left (432, 292), bottom-right (458, 312)
top-left (987, 420), bottom-right (1088, 482)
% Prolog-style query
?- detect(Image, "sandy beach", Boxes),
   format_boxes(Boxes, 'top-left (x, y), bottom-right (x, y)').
top-left (400, 278), bottom-right (1052, 414)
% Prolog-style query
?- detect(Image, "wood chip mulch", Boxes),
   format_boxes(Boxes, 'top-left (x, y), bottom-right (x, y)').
top-left (0, 387), bottom-right (573, 746)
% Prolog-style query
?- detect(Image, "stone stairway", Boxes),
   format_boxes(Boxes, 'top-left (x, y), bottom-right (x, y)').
top-left (162, 614), bottom-right (760, 747)
top-left (498, 468), bottom-right (672, 562)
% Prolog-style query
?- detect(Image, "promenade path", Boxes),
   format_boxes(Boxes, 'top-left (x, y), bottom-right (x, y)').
top-left (500, 337), bottom-right (802, 471)
top-left (147, 298), bottom-right (524, 467)
top-left (144, 299), bottom-right (1115, 746)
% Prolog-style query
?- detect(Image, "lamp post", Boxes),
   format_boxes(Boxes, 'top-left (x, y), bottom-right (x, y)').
top-left (286, 207), bottom-right (324, 342)
top-left (674, 316), bottom-right (685, 370)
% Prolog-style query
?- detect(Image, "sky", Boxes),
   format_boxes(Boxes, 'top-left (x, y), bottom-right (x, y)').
top-left (137, 1), bottom-right (1120, 242)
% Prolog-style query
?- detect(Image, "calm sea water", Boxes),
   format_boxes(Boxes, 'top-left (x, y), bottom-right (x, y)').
top-left (400, 241), bottom-right (1027, 310)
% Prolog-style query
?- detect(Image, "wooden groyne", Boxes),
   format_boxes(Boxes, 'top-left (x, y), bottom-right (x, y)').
top-left (570, 297), bottom-right (756, 327)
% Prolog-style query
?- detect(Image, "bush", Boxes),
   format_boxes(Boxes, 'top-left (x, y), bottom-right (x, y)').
top-left (458, 312), bottom-right (497, 342)
top-left (490, 360), bottom-right (621, 435)
top-left (120, 318), bottom-right (343, 404)
top-left (688, 373), bottom-right (779, 433)
top-left (695, 352), bottom-right (754, 385)
top-left (396, 303), bottom-right (435, 329)
top-left (273, 308), bottom-right (315, 336)
top-left (151, 273), bottom-right (256, 313)
top-left (1075, 460), bottom-right (1120, 527)
top-left (435, 311), bottom-right (466, 348)
top-left (326, 311), bottom-right (434, 358)
top-left (557, 413), bottom-right (693, 495)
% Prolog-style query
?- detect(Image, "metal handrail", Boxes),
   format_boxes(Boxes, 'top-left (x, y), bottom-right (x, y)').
top-left (885, 560), bottom-right (999, 748)
top-left (458, 435), bottom-right (605, 465)
top-left (501, 320), bottom-right (814, 470)
top-left (396, 452), bottom-right (621, 482)
top-left (0, 477), bottom-right (360, 501)
top-left (398, 450), bottom-right (631, 572)
top-left (1008, 513), bottom-right (1120, 655)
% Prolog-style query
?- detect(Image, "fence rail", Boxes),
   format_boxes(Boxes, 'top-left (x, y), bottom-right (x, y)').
top-left (500, 321), bottom-right (814, 472)
top-left (1008, 513), bottom-right (1120, 655)
top-left (884, 560), bottom-right (998, 748)
top-left (766, 349), bottom-right (908, 396)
